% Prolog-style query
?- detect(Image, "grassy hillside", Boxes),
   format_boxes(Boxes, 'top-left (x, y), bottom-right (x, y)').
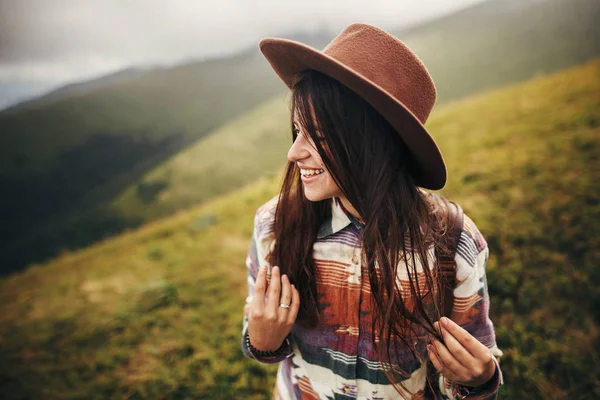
top-left (397, 0), bottom-right (600, 103)
top-left (3, 0), bottom-right (599, 273)
top-left (0, 48), bottom-right (289, 273)
top-left (1, 59), bottom-right (598, 399)
top-left (0, 94), bottom-right (292, 274)
top-left (111, 0), bottom-right (600, 230)
top-left (111, 95), bottom-right (291, 221)
top-left (0, 48), bottom-right (286, 177)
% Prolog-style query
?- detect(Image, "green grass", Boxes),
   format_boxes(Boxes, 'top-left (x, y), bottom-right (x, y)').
top-left (1, 59), bottom-right (599, 399)
top-left (112, 0), bottom-right (600, 227)
top-left (111, 95), bottom-right (292, 221)
top-left (0, 48), bottom-right (285, 273)
top-left (0, 175), bottom-right (280, 399)
top-left (397, 0), bottom-right (600, 103)
top-left (0, 51), bottom-right (284, 177)
top-left (3, 0), bottom-right (600, 274)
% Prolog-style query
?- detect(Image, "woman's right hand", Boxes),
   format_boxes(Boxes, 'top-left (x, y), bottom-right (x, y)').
top-left (247, 265), bottom-right (300, 351)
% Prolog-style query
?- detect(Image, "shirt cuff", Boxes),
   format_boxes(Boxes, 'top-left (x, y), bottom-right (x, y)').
top-left (243, 330), bottom-right (294, 364)
top-left (455, 355), bottom-right (503, 399)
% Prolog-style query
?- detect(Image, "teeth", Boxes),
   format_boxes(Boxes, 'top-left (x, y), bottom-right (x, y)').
top-left (300, 168), bottom-right (325, 176)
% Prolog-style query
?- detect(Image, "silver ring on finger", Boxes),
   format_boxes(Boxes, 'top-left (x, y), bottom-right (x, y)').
top-left (279, 303), bottom-right (290, 309)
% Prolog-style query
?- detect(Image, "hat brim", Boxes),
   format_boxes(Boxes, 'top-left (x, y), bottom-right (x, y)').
top-left (259, 38), bottom-right (447, 190)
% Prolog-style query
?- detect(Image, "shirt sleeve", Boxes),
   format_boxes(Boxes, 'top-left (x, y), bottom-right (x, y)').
top-left (241, 204), bottom-right (294, 364)
top-left (430, 214), bottom-right (504, 399)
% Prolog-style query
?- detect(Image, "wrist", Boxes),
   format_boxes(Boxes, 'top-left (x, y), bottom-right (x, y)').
top-left (462, 355), bottom-right (496, 388)
top-left (456, 358), bottom-right (500, 398)
top-left (246, 334), bottom-right (287, 357)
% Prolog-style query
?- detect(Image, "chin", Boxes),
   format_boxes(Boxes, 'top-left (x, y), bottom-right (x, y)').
top-left (303, 189), bottom-right (333, 202)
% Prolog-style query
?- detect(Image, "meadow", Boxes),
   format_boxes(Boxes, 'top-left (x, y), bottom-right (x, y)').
top-left (0, 59), bottom-right (598, 399)
top-left (2, 0), bottom-right (599, 274)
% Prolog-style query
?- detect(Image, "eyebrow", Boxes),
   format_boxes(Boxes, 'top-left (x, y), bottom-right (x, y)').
top-left (292, 121), bottom-right (304, 134)
top-left (292, 119), bottom-right (326, 141)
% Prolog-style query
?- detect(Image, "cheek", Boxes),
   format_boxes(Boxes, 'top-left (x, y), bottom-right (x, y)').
top-left (312, 151), bottom-right (325, 166)
top-left (309, 150), bottom-right (339, 192)
top-left (323, 171), bottom-right (341, 193)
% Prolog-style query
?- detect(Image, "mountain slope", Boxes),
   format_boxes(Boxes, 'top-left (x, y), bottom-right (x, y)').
top-left (396, 0), bottom-right (600, 103)
top-left (111, 0), bottom-right (600, 225)
top-left (2, 0), bottom-right (599, 272)
top-left (0, 49), bottom-right (288, 272)
top-left (1, 59), bottom-right (599, 399)
top-left (111, 95), bottom-right (291, 221)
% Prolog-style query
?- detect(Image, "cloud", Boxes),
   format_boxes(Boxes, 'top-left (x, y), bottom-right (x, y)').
top-left (0, 0), bottom-right (487, 83)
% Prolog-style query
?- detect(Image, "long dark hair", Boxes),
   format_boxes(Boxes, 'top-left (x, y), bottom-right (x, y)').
top-left (268, 69), bottom-right (455, 397)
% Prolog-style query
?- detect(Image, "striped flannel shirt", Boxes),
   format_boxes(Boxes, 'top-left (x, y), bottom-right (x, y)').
top-left (241, 194), bottom-right (504, 399)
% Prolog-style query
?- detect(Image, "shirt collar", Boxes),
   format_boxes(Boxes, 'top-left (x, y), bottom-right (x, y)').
top-left (317, 197), bottom-right (364, 239)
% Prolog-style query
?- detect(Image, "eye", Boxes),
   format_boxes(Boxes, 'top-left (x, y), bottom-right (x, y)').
top-left (292, 125), bottom-right (327, 144)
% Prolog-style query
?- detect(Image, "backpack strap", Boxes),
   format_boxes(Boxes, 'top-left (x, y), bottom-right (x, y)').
top-left (434, 201), bottom-right (464, 318)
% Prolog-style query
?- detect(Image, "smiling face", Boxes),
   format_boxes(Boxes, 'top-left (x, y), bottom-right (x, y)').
top-left (287, 109), bottom-right (344, 203)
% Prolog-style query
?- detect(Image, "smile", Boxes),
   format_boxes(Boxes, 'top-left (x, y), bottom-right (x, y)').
top-left (300, 168), bottom-right (325, 176)
top-left (300, 168), bottom-right (325, 183)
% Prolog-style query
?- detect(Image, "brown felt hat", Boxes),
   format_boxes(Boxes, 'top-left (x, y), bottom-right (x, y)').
top-left (259, 23), bottom-right (447, 190)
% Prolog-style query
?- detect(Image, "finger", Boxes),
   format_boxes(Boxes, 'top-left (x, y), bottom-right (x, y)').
top-left (267, 266), bottom-right (282, 313)
top-left (251, 265), bottom-right (268, 310)
top-left (279, 274), bottom-right (292, 311)
top-left (440, 317), bottom-right (490, 360)
top-left (427, 344), bottom-right (458, 382)
top-left (286, 284), bottom-right (300, 325)
top-left (430, 338), bottom-right (466, 378)
top-left (435, 321), bottom-right (474, 368)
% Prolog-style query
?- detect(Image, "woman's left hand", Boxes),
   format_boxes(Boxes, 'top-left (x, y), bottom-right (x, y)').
top-left (427, 316), bottom-right (496, 388)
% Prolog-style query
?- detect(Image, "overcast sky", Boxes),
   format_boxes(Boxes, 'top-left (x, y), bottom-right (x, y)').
top-left (0, 0), bottom-right (487, 108)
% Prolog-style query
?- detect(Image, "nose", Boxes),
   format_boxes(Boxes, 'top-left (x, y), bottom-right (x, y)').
top-left (287, 133), bottom-right (311, 163)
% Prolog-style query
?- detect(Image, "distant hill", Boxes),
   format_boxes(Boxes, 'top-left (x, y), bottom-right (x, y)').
top-left (29, 68), bottom-right (148, 105)
top-left (111, 95), bottom-right (291, 221)
top-left (0, 29), bottom-right (334, 274)
top-left (396, 0), bottom-right (600, 103)
top-left (112, 0), bottom-right (600, 227)
top-left (0, 48), bottom-right (289, 273)
top-left (0, 59), bottom-right (598, 398)
top-left (1, 0), bottom-right (599, 273)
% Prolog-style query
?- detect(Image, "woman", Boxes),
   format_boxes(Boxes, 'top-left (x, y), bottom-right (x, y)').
top-left (241, 23), bottom-right (503, 399)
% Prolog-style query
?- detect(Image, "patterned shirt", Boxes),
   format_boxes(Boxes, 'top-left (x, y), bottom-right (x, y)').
top-left (241, 194), bottom-right (504, 399)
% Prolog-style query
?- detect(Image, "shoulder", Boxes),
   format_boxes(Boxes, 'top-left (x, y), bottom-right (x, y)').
top-left (423, 190), bottom-right (487, 256)
top-left (460, 213), bottom-right (488, 255)
top-left (454, 210), bottom-right (489, 282)
top-left (420, 188), bottom-right (487, 253)
top-left (248, 194), bottom-right (280, 265)
top-left (255, 194), bottom-right (280, 222)
top-left (423, 190), bottom-right (489, 270)
top-left (253, 194), bottom-right (280, 239)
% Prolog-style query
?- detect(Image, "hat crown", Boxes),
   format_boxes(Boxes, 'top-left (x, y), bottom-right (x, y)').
top-left (322, 24), bottom-right (436, 124)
